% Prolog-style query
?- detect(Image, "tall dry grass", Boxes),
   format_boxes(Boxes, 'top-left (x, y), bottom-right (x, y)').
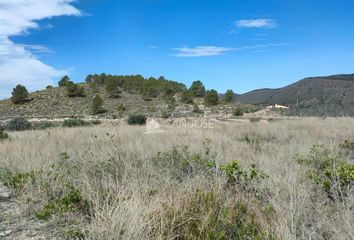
top-left (0, 117), bottom-right (353, 239)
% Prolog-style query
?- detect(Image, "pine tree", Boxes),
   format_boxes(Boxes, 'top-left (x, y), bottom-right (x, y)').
top-left (11, 84), bottom-right (29, 104)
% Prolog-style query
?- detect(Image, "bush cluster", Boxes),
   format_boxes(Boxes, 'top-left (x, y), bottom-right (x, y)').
top-left (127, 114), bottom-right (147, 125)
top-left (6, 117), bottom-right (32, 131)
top-left (0, 129), bottom-right (9, 140)
top-left (296, 145), bottom-right (354, 201)
top-left (62, 119), bottom-right (89, 128)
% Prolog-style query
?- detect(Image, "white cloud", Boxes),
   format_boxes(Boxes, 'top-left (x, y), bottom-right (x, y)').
top-left (236, 19), bottom-right (277, 28)
top-left (0, 0), bottom-right (81, 98)
top-left (173, 43), bottom-right (286, 57)
top-left (173, 46), bottom-right (234, 57)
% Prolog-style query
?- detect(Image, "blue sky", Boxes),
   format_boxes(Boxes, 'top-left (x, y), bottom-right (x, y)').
top-left (0, 0), bottom-right (354, 98)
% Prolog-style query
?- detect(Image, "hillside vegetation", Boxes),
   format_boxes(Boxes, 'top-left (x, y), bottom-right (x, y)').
top-left (0, 118), bottom-right (353, 239)
top-left (0, 74), bottom-right (236, 119)
top-left (235, 74), bottom-right (354, 116)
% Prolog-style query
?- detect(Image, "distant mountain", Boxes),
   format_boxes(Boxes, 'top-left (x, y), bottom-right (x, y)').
top-left (235, 74), bottom-right (354, 116)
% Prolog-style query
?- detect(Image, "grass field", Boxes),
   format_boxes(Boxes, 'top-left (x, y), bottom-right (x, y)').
top-left (0, 118), bottom-right (353, 239)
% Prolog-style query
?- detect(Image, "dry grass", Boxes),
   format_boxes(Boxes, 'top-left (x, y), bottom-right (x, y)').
top-left (0, 117), bottom-right (354, 239)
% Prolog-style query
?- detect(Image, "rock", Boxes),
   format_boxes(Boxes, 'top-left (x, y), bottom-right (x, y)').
top-left (0, 230), bottom-right (12, 237)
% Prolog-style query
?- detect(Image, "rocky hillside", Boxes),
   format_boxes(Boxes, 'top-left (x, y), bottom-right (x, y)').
top-left (235, 74), bottom-right (354, 116)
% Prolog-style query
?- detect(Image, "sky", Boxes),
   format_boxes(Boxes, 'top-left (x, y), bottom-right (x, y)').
top-left (0, 0), bottom-right (354, 98)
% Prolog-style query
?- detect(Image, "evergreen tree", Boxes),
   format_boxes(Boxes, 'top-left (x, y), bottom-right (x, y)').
top-left (58, 75), bottom-right (70, 87)
top-left (223, 89), bottom-right (235, 103)
top-left (204, 89), bottom-right (219, 106)
top-left (11, 84), bottom-right (29, 104)
top-left (189, 80), bottom-right (206, 97)
top-left (92, 95), bottom-right (105, 114)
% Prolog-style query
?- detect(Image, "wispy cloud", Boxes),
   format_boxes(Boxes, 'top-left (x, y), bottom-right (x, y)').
top-left (236, 19), bottom-right (277, 28)
top-left (173, 43), bottom-right (286, 57)
top-left (173, 46), bottom-right (234, 57)
top-left (0, 0), bottom-right (81, 98)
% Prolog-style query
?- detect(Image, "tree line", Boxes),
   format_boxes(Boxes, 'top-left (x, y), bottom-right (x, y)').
top-left (10, 74), bottom-right (235, 109)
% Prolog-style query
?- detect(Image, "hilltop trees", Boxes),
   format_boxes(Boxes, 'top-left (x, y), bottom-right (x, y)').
top-left (66, 82), bottom-right (85, 97)
top-left (204, 89), bottom-right (219, 106)
top-left (189, 80), bottom-right (206, 97)
top-left (223, 89), bottom-right (235, 103)
top-left (58, 75), bottom-right (70, 87)
top-left (180, 90), bottom-right (194, 104)
top-left (11, 85), bottom-right (29, 104)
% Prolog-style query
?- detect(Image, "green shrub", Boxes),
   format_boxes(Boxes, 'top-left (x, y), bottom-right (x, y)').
top-left (160, 111), bottom-right (170, 118)
top-left (155, 187), bottom-right (276, 240)
top-left (153, 140), bottom-right (217, 179)
top-left (296, 145), bottom-right (354, 201)
top-left (0, 169), bottom-right (38, 191)
top-left (11, 84), bottom-right (29, 104)
top-left (117, 103), bottom-right (126, 112)
top-left (180, 90), bottom-right (194, 104)
top-left (249, 117), bottom-right (261, 123)
top-left (62, 119), bottom-right (88, 128)
top-left (36, 184), bottom-right (88, 220)
top-left (0, 129), bottom-right (9, 140)
top-left (193, 103), bottom-right (204, 114)
top-left (66, 82), bottom-right (86, 97)
top-left (6, 117), bottom-right (32, 131)
top-left (233, 107), bottom-right (244, 116)
top-left (91, 120), bottom-right (102, 125)
top-left (127, 114), bottom-right (147, 125)
top-left (204, 89), bottom-right (219, 106)
top-left (32, 121), bottom-right (55, 130)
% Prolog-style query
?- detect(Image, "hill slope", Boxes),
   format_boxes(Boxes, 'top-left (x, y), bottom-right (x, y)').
top-left (235, 74), bottom-right (354, 116)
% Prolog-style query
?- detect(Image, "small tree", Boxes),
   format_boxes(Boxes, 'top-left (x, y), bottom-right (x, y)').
top-left (11, 85), bottom-right (29, 104)
top-left (204, 89), bottom-right (219, 106)
top-left (224, 89), bottom-right (235, 103)
top-left (189, 80), bottom-right (206, 97)
top-left (58, 75), bottom-right (70, 87)
top-left (92, 95), bottom-right (105, 114)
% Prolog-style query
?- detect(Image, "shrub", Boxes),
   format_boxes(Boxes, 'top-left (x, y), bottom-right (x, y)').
top-left (11, 84), bottom-right (29, 104)
top-left (155, 186), bottom-right (276, 240)
top-left (92, 95), bottom-right (106, 115)
top-left (180, 90), bottom-right (194, 104)
top-left (0, 169), bottom-right (38, 191)
top-left (204, 89), bottom-right (219, 106)
top-left (249, 117), bottom-right (261, 123)
top-left (32, 121), bottom-right (55, 130)
top-left (127, 114), bottom-right (147, 125)
top-left (91, 120), bottom-right (102, 125)
top-left (0, 129), bottom-right (9, 140)
top-left (66, 82), bottom-right (85, 97)
top-left (160, 111), bottom-right (170, 118)
top-left (193, 103), bottom-right (204, 114)
top-left (297, 145), bottom-right (354, 201)
top-left (117, 104), bottom-right (126, 112)
top-left (6, 117), bottom-right (32, 131)
top-left (233, 107), bottom-right (244, 116)
top-left (36, 184), bottom-right (87, 220)
top-left (62, 119), bottom-right (88, 128)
